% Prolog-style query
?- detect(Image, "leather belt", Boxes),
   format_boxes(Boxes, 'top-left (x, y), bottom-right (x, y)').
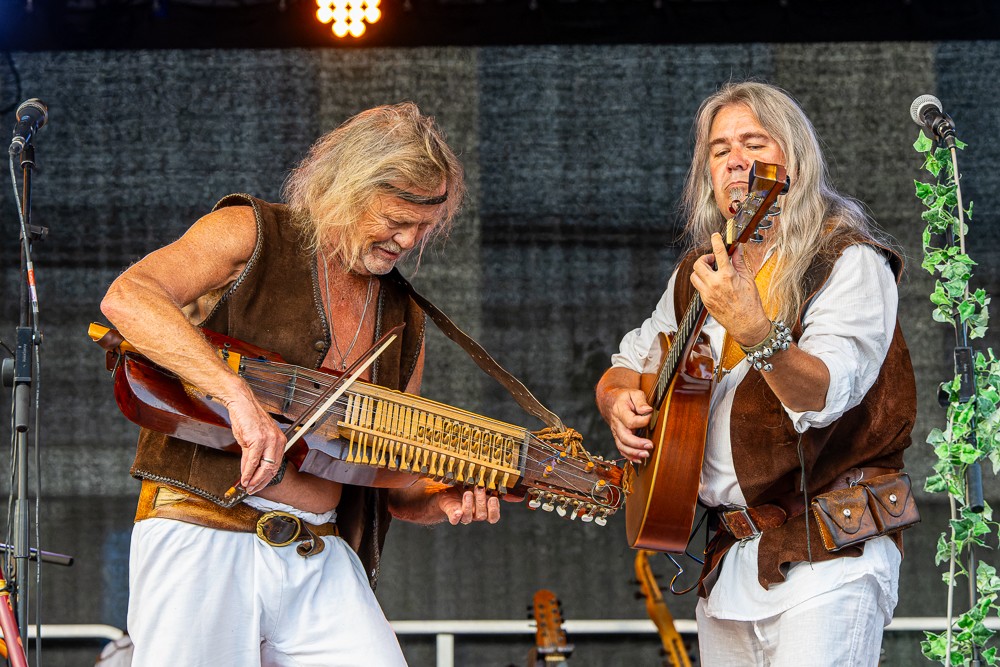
top-left (716, 466), bottom-right (898, 541)
top-left (135, 480), bottom-right (337, 557)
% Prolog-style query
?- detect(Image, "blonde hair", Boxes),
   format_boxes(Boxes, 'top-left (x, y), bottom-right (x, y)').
top-left (680, 81), bottom-right (879, 323)
top-left (283, 102), bottom-right (465, 269)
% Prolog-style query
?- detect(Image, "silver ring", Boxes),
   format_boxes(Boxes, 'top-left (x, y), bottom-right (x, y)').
top-left (261, 457), bottom-right (276, 464)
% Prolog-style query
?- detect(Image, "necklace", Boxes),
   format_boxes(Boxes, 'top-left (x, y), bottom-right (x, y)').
top-left (321, 252), bottom-right (375, 371)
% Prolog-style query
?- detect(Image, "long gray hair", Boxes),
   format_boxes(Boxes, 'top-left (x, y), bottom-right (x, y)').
top-left (681, 81), bottom-right (879, 323)
top-left (283, 102), bottom-right (465, 270)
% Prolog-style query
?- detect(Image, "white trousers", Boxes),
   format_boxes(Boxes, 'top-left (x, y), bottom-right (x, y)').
top-left (696, 574), bottom-right (887, 667)
top-left (128, 518), bottom-right (407, 667)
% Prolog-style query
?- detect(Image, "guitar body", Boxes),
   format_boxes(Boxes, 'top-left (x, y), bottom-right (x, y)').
top-left (623, 160), bottom-right (789, 553)
top-left (626, 331), bottom-right (714, 552)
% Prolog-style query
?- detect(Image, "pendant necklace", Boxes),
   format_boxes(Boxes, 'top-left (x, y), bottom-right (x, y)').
top-left (321, 251), bottom-right (375, 371)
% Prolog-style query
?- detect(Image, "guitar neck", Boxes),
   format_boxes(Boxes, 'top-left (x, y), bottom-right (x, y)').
top-left (648, 292), bottom-right (705, 408)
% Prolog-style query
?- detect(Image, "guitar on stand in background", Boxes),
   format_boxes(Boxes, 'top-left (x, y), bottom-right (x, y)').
top-left (634, 549), bottom-right (695, 667)
top-left (527, 589), bottom-right (573, 666)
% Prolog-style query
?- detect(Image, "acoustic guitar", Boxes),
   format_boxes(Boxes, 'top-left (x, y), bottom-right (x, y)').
top-left (624, 161), bottom-right (789, 552)
top-left (89, 323), bottom-right (626, 522)
top-left (528, 589), bottom-right (573, 665)
top-left (634, 549), bottom-right (692, 667)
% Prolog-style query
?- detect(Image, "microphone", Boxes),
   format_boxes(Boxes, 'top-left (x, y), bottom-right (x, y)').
top-left (9, 99), bottom-right (48, 155)
top-left (910, 94), bottom-right (956, 148)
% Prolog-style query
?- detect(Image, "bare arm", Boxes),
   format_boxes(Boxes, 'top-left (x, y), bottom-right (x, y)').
top-left (691, 232), bottom-right (830, 412)
top-left (101, 206), bottom-right (285, 494)
top-left (595, 366), bottom-right (654, 463)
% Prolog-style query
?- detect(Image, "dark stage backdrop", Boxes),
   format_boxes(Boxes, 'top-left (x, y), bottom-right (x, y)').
top-left (1, 43), bottom-right (998, 665)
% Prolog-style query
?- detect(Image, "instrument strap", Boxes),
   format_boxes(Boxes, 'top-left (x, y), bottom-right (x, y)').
top-left (385, 269), bottom-right (566, 432)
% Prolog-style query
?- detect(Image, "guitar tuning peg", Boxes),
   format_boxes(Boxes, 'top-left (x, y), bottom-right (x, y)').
top-left (749, 231), bottom-right (765, 244)
top-left (555, 500), bottom-right (568, 517)
top-left (634, 591), bottom-right (647, 600)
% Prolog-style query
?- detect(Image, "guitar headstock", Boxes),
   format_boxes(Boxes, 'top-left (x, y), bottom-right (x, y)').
top-left (532, 589), bottom-right (573, 662)
top-left (516, 429), bottom-right (626, 526)
top-left (726, 161), bottom-right (789, 252)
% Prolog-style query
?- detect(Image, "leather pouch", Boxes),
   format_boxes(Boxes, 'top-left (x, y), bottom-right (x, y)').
top-left (810, 484), bottom-right (879, 552)
top-left (860, 472), bottom-right (920, 534)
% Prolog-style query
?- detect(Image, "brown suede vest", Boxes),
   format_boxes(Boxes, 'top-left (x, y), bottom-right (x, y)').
top-left (129, 193), bottom-right (426, 589)
top-left (672, 231), bottom-right (916, 591)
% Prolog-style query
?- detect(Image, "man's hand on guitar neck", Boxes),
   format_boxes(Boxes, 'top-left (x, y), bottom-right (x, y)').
top-left (691, 233), bottom-right (771, 347)
top-left (595, 367), bottom-right (653, 463)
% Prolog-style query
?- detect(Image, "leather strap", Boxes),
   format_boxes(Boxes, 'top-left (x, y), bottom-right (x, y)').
top-left (135, 480), bottom-right (337, 557)
top-left (386, 269), bottom-right (565, 431)
top-left (717, 466), bottom-right (898, 540)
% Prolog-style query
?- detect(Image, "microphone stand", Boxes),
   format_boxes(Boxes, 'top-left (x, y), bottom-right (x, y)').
top-left (3, 141), bottom-right (46, 654)
top-left (933, 131), bottom-right (984, 667)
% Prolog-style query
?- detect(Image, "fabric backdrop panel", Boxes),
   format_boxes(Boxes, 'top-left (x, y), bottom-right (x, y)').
top-left (0, 42), bottom-right (991, 667)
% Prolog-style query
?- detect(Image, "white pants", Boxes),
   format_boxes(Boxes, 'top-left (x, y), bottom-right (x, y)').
top-left (696, 574), bottom-right (887, 667)
top-left (128, 518), bottom-right (407, 667)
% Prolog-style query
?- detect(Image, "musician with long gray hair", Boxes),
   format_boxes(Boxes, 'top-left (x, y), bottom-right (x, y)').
top-left (596, 81), bottom-right (915, 665)
top-left (102, 102), bottom-right (500, 666)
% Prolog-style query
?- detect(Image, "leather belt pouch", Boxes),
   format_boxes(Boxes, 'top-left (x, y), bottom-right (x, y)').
top-left (864, 472), bottom-right (920, 534)
top-left (810, 472), bottom-right (919, 552)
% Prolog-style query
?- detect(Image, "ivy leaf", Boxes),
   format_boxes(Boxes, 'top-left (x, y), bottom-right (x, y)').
top-left (914, 131), bottom-right (934, 153)
top-left (959, 300), bottom-right (977, 322)
top-left (972, 622), bottom-right (994, 645)
top-left (925, 473), bottom-right (947, 493)
top-left (915, 180), bottom-right (935, 199)
top-left (933, 307), bottom-right (954, 324)
top-left (935, 533), bottom-right (953, 565)
top-left (925, 154), bottom-right (943, 178)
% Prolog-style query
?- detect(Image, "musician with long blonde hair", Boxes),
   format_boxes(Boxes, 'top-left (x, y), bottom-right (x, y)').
top-left (102, 102), bottom-right (499, 667)
top-left (597, 81), bottom-right (916, 666)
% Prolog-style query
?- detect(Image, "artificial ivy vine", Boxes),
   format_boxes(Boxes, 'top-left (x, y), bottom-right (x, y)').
top-left (915, 130), bottom-right (1000, 666)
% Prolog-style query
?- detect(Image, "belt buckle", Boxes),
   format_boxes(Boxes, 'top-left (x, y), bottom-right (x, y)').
top-left (256, 510), bottom-right (302, 547)
top-left (721, 506), bottom-right (760, 542)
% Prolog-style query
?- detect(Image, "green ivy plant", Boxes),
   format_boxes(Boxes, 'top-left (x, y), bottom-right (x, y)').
top-left (915, 130), bottom-right (1000, 666)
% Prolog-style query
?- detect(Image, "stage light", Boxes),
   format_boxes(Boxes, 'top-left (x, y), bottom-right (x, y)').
top-left (316, 0), bottom-right (380, 38)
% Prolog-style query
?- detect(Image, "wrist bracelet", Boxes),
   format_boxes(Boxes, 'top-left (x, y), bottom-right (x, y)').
top-left (738, 320), bottom-right (792, 373)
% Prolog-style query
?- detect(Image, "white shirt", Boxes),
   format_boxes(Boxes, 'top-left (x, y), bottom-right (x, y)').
top-left (611, 244), bottom-right (901, 619)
